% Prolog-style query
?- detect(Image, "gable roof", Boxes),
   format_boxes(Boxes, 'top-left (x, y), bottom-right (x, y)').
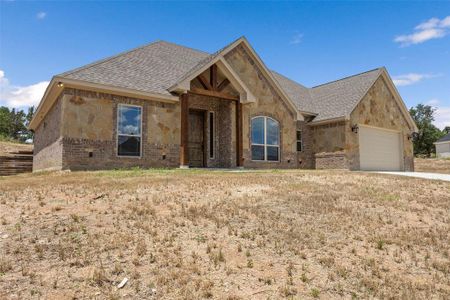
top-left (435, 133), bottom-right (450, 143)
top-left (309, 68), bottom-right (382, 122)
top-left (30, 38), bottom-right (416, 132)
top-left (59, 40), bottom-right (209, 97)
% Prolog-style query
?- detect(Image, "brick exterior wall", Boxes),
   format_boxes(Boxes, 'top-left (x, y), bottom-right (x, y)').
top-left (315, 151), bottom-right (348, 169)
top-left (297, 120), bottom-right (314, 169)
top-left (187, 93), bottom-right (236, 168)
top-left (33, 96), bottom-right (63, 171)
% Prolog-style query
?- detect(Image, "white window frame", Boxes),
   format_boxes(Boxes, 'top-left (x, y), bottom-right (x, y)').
top-left (116, 104), bottom-right (143, 158)
top-left (251, 116), bottom-right (280, 162)
top-left (296, 130), bottom-right (303, 152)
top-left (209, 111), bottom-right (215, 159)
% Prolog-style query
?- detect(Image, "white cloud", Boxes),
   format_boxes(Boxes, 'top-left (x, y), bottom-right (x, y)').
top-left (392, 73), bottom-right (437, 86)
top-left (434, 106), bottom-right (450, 130)
top-left (0, 70), bottom-right (49, 109)
top-left (426, 98), bottom-right (440, 106)
top-left (289, 33), bottom-right (303, 45)
top-left (36, 12), bottom-right (47, 20)
top-left (394, 16), bottom-right (450, 46)
top-left (424, 99), bottom-right (450, 130)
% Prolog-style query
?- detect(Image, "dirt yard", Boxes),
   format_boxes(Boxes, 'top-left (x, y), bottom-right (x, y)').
top-left (415, 158), bottom-right (450, 174)
top-left (0, 169), bottom-right (449, 299)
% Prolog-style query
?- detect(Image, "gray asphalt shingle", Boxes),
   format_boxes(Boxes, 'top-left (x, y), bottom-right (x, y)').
top-left (58, 40), bottom-right (382, 122)
top-left (59, 41), bottom-right (209, 96)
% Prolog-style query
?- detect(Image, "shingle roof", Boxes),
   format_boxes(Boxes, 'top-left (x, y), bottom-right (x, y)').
top-left (309, 68), bottom-right (382, 122)
top-left (58, 40), bottom-right (383, 122)
top-left (59, 41), bottom-right (209, 96)
top-left (271, 71), bottom-right (315, 114)
top-left (436, 133), bottom-right (450, 143)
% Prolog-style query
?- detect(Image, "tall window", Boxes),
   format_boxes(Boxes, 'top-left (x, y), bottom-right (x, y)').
top-left (117, 104), bottom-right (142, 157)
top-left (209, 112), bottom-right (214, 159)
top-left (297, 130), bottom-right (303, 152)
top-left (251, 116), bottom-right (280, 161)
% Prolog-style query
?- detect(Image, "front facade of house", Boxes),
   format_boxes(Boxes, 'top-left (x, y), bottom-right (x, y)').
top-left (30, 38), bottom-right (418, 172)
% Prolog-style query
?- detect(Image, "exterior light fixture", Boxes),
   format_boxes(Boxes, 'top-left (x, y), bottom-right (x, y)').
top-left (351, 124), bottom-right (359, 134)
top-left (408, 132), bottom-right (419, 141)
top-left (57, 82), bottom-right (64, 87)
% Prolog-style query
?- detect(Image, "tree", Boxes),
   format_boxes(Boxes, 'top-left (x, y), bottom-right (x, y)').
top-left (444, 126), bottom-right (450, 134)
top-left (0, 106), bottom-right (35, 142)
top-left (409, 104), bottom-right (445, 157)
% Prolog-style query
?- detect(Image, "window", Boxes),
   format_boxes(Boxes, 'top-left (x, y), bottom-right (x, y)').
top-left (251, 116), bottom-right (280, 161)
top-left (117, 104), bottom-right (142, 157)
top-left (209, 112), bottom-right (214, 159)
top-left (297, 130), bottom-right (303, 152)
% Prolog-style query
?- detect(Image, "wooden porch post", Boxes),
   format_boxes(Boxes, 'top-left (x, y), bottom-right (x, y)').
top-left (180, 93), bottom-right (189, 167)
top-left (236, 100), bottom-right (243, 167)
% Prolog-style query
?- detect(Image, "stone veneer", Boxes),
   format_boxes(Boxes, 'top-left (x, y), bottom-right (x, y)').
top-left (225, 44), bottom-right (299, 169)
top-left (347, 77), bottom-right (414, 171)
top-left (308, 76), bottom-right (415, 171)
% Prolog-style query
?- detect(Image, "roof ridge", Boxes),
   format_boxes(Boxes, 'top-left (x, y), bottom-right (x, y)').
top-left (311, 67), bottom-right (383, 89)
top-left (270, 70), bottom-right (309, 89)
top-left (58, 40), bottom-right (210, 78)
top-left (156, 40), bottom-right (210, 55)
top-left (58, 40), bottom-right (164, 78)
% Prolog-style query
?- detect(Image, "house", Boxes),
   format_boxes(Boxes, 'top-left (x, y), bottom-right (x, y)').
top-left (434, 133), bottom-right (450, 158)
top-left (29, 37), bottom-right (418, 172)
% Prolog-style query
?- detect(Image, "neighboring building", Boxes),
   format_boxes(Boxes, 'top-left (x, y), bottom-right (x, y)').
top-left (29, 37), bottom-right (418, 172)
top-left (434, 133), bottom-right (450, 158)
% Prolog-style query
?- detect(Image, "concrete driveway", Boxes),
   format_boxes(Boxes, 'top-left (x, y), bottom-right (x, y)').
top-left (376, 171), bottom-right (450, 182)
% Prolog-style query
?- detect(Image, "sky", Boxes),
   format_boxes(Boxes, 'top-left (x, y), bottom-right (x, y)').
top-left (0, 1), bottom-right (449, 129)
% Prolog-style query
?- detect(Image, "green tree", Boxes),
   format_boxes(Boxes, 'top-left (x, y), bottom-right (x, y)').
top-left (444, 126), bottom-right (450, 134)
top-left (0, 106), bottom-right (13, 138)
top-left (0, 106), bottom-right (35, 142)
top-left (409, 104), bottom-right (445, 157)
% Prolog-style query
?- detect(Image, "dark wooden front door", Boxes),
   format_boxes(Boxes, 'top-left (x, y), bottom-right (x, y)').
top-left (188, 110), bottom-right (205, 167)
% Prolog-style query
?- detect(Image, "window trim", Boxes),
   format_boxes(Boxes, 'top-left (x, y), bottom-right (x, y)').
top-left (296, 130), bottom-right (303, 152)
top-left (209, 111), bottom-right (215, 159)
top-left (116, 104), bottom-right (143, 158)
top-left (250, 116), bottom-right (280, 162)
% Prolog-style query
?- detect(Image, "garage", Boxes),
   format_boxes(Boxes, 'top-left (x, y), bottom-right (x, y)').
top-left (359, 125), bottom-right (403, 171)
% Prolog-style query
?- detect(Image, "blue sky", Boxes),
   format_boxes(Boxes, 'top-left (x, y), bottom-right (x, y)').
top-left (1, 1), bottom-right (449, 129)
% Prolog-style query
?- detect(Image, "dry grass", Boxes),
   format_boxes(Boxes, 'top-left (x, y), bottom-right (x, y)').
top-left (0, 141), bottom-right (33, 156)
top-left (415, 158), bottom-right (450, 174)
top-left (0, 169), bottom-right (449, 299)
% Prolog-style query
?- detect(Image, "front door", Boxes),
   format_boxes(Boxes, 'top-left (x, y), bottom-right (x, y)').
top-left (188, 110), bottom-right (205, 167)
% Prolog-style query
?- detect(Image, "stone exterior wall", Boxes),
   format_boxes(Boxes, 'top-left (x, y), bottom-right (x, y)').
top-left (308, 121), bottom-right (346, 169)
top-left (348, 77), bottom-right (415, 171)
top-left (33, 96), bottom-right (63, 171)
top-left (225, 45), bottom-right (299, 169)
top-left (59, 88), bottom-right (180, 171)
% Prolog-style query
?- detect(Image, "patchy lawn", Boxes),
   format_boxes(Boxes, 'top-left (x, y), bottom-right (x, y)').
top-left (0, 169), bottom-right (449, 299)
top-left (0, 141), bottom-right (32, 156)
top-left (415, 158), bottom-right (450, 174)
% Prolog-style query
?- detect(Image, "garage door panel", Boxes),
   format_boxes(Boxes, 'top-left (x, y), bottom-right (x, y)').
top-left (359, 126), bottom-right (402, 171)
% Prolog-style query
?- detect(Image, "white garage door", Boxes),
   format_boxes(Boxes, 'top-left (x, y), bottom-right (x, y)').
top-left (359, 125), bottom-right (402, 171)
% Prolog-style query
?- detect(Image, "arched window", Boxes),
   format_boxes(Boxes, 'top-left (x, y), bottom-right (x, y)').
top-left (251, 116), bottom-right (280, 161)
